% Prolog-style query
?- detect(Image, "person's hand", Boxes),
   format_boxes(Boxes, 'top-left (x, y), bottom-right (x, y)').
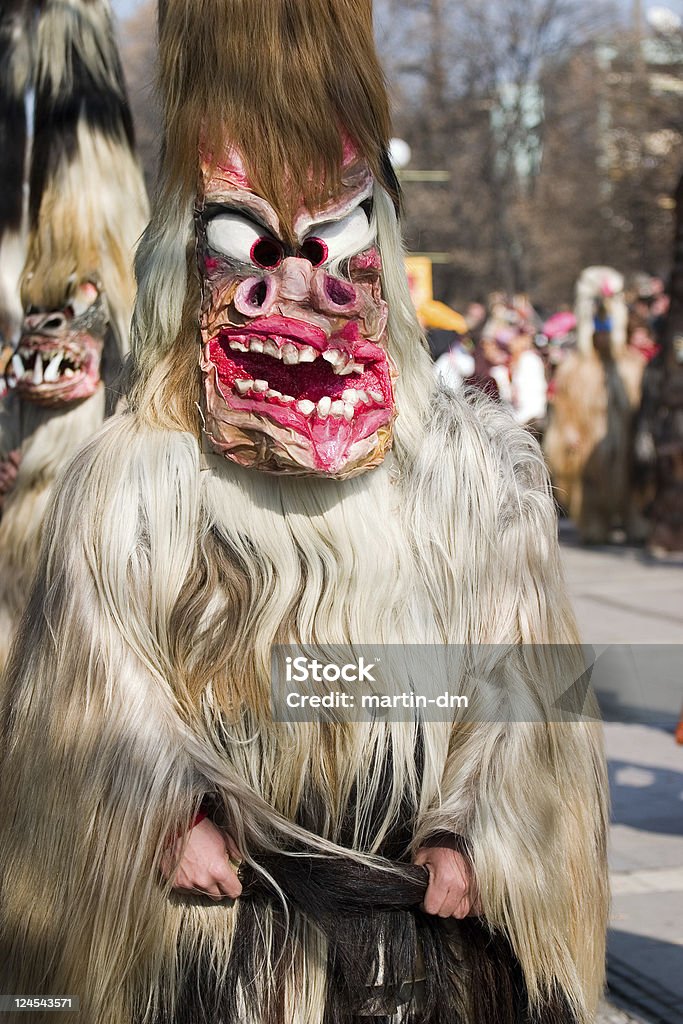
top-left (160, 817), bottom-right (242, 900)
top-left (413, 844), bottom-right (481, 919)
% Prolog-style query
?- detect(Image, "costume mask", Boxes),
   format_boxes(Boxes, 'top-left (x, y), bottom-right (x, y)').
top-left (197, 148), bottom-right (397, 478)
top-left (6, 280), bottom-right (108, 407)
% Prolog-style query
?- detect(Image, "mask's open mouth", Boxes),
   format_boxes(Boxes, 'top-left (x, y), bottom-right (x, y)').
top-left (207, 315), bottom-right (393, 451)
top-left (6, 335), bottom-right (102, 407)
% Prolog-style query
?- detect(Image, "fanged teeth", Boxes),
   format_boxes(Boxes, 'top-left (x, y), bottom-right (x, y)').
top-left (331, 400), bottom-right (345, 418)
top-left (297, 399), bottom-right (315, 415)
top-left (11, 354), bottom-right (24, 379)
top-left (249, 338), bottom-right (264, 354)
top-left (317, 396), bottom-right (331, 419)
top-left (263, 339), bottom-right (280, 359)
top-left (44, 351), bottom-right (63, 382)
top-left (32, 352), bottom-right (43, 385)
top-left (235, 378), bottom-right (253, 394)
top-left (281, 343), bottom-right (299, 365)
top-left (369, 390), bottom-right (383, 403)
top-left (229, 340), bottom-right (249, 353)
top-left (298, 345), bottom-right (316, 363)
top-left (253, 379), bottom-right (268, 393)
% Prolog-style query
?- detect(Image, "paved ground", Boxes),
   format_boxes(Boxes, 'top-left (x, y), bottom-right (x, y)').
top-left (560, 526), bottom-right (683, 1024)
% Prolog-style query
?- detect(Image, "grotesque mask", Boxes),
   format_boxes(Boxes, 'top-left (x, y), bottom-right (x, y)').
top-left (6, 279), bottom-right (108, 407)
top-left (197, 147), bottom-right (397, 478)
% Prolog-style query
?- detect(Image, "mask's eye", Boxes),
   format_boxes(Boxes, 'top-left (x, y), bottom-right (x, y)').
top-left (299, 237), bottom-right (328, 267)
top-left (301, 205), bottom-right (375, 266)
top-left (205, 212), bottom-right (283, 269)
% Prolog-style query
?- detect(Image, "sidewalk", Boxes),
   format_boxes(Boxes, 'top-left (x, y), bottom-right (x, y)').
top-left (560, 526), bottom-right (683, 1024)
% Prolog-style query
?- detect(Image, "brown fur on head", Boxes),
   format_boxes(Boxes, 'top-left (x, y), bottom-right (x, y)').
top-left (159, 0), bottom-right (397, 237)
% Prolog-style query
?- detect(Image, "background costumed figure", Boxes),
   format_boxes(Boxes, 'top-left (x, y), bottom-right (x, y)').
top-left (0, 0), bottom-right (149, 669)
top-left (544, 265), bottom-right (646, 544)
top-left (0, 2), bottom-right (608, 1022)
top-left (0, 0), bottom-right (30, 508)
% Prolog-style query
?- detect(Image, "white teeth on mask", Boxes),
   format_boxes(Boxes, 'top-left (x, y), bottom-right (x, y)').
top-left (369, 390), bottom-right (383, 403)
top-left (330, 400), bottom-right (345, 418)
top-left (64, 368), bottom-right (74, 377)
top-left (253, 379), bottom-right (268, 393)
top-left (321, 349), bottom-right (367, 376)
top-left (19, 348), bottom-right (30, 360)
top-left (11, 354), bottom-right (24, 379)
top-left (32, 352), bottom-right (43, 385)
top-left (297, 399), bottom-right (315, 416)
top-left (44, 352), bottom-right (63, 383)
top-left (322, 349), bottom-right (344, 369)
top-left (298, 345), bottom-right (317, 363)
top-left (263, 339), bottom-right (281, 359)
top-left (229, 340), bottom-right (249, 353)
top-left (267, 388), bottom-right (282, 399)
top-left (281, 394), bottom-right (295, 403)
top-left (317, 396), bottom-right (331, 419)
top-left (281, 343), bottom-right (299, 365)
top-left (343, 403), bottom-right (355, 421)
top-left (340, 360), bottom-right (365, 376)
top-left (357, 389), bottom-right (371, 404)
top-left (342, 389), bottom-right (360, 404)
top-left (249, 338), bottom-right (264, 354)
top-left (235, 378), bottom-right (253, 394)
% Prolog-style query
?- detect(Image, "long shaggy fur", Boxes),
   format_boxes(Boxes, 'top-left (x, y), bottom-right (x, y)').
top-left (0, 4), bottom-right (607, 1022)
top-left (0, 0), bottom-right (148, 669)
top-left (0, 194), bottom-right (607, 1023)
top-left (159, 0), bottom-right (399, 236)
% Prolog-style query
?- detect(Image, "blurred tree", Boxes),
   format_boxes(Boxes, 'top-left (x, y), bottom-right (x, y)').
top-left (118, 0), bottom-right (683, 310)
top-left (118, 0), bottom-right (159, 194)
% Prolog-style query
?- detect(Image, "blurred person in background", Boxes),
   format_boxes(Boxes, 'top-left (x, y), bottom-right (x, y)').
top-left (434, 332), bottom-right (475, 392)
top-left (507, 327), bottom-right (548, 435)
top-left (545, 267), bottom-right (646, 544)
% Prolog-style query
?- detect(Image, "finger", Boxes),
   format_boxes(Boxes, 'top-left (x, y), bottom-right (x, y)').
top-left (215, 860), bottom-right (242, 899)
top-left (190, 883), bottom-right (225, 901)
top-left (218, 875), bottom-right (242, 900)
top-left (450, 893), bottom-right (472, 919)
top-left (225, 834), bottom-right (242, 863)
top-left (422, 872), bottom-right (451, 916)
top-left (437, 887), bottom-right (458, 918)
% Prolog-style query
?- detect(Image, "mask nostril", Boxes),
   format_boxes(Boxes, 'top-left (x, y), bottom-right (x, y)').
top-left (325, 276), bottom-right (355, 307)
top-left (44, 316), bottom-right (65, 331)
top-left (249, 281), bottom-right (268, 307)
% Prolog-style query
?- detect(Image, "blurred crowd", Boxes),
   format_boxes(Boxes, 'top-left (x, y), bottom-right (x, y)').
top-left (429, 276), bottom-right (668, 438)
